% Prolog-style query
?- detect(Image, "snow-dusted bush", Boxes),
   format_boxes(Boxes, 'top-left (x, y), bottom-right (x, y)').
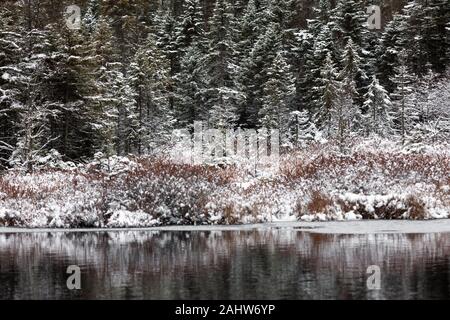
top-left (0, 139), bottom-right (448, 228)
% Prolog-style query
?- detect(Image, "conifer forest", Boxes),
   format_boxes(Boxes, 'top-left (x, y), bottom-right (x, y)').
top-left (0, 0), bottom-right (449, 227)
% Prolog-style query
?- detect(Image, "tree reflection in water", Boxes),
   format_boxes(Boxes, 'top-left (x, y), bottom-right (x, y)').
top-left (0, 230), bottom-right (449, 299)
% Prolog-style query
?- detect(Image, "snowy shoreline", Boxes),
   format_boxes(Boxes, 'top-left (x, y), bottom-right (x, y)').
top-left (1, 139), bottom-right (449, 228)
top-left (2, 220), bottom-right (450, 234)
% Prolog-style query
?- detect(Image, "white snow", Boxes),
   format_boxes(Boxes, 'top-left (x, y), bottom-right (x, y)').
top-left (106, 210), bottom-right (159, 228)
top-left (0, 139), bottom-right (448, 228)
top-left (2, 219), bottom-right (450, 235)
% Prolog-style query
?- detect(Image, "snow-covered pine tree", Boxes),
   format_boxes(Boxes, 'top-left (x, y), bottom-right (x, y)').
top-left (420, 0), bottom-right (450, 74)
top-left (234, 0), bottom-right (265, 127)
top-left (174, 0), bottom-right (206, 52)
top-left (315, 52), bottom-right (341, 136)
top-left (339, 38), bottom-right (368, 108)
top-left (302, 23), bottom-right (337, 114)
top-left (241, 21), bottom-right (284, 128)
top-left (7, 13), bottom-right (53, 171)
top-left (413, 68), bottom-right (449, 144)
top-left (86, 16), bottom-right (121, 158)
top-left (44, 20), bottom-right (100, 161)
top-left (266, 0), bottom-right (290, 27)
top-left (112, 70), bottom-right (138, 155)
top-left (265, 0), bottom-right (298, 51)
top-left (295, 0), bottom-right (332, 115)
top-left (100, 0), bottom-right (152, 155)
top-left (0, 2), bottom-right (24, 167)
top-left (376, 0), bottom-right (448, 91)
top-left (235, 0), bottom-right (262, 60)
top-left (153, 8), bottom-right (178, 111)
top-left (400, 1), bottom-right (431, 78)
top-left (333, 0), bottom-right (374, 85)
top-left (315, 50), bottom-right (360, 149)
top-left (165, 9), bottom-right (208, 122)
top-left (204, 0), bottom-right (241, 129)
top-left (291, 30), bottom-right (314, 113)
top-left (310, 0), bottom-right (332, 30)
top-left (331, 0), bottom-right (368, 49)
top-left (83, 0), bottom-right (100, 33)
top-left (376, 12), bottom-right (410, 93)
top-left (288, 110), bottom-right (316, 147)
top-left (415, 66), bottom-right (438, 123)
top-left (259, 51), bottom-right (295, 143)
top-left (363, 75), bottom-right (394, 137)
top-left (390, 50), bottom-right (418, 145)
top-left (0, 2), bottom-right (22, 83)
top-left (129, 34), bottom-right (175, 154)
top-left (174, 43), bottom-right (208, 127)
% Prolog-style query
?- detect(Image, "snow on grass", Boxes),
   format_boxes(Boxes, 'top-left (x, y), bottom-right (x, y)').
top-left (0, 138), bottom-right (448, 228)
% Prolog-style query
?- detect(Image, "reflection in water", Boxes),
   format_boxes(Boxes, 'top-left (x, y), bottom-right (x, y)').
top-left (0, 229), bottom-right (449, 299)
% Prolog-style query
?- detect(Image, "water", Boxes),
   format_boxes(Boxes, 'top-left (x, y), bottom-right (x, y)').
top-left (0, 229), bottom-right (449, 300)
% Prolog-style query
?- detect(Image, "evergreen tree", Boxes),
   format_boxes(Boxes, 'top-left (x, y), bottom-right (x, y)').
top-left (363, 76), bottom-right (394, 137)
top-left (292, 30), bottom-right (314, 112)
top-left (129, 34), bottom-right (175, 154)
top-left (1, 0), bottom-right (450, 167)
top-left (294, 0), bottom-right (331, 112)
top-left (240, 22), bottom-right (283, 127)
top-left (9, 26), bottom-right (53, 171)
top-left (316, 51), bottom-right (361, 148)
top-left (302, 23), bottom-right (337, 114)
top-left (411, 67), bottom-right (449, 144)
top-left (420, 0), bottom-right (449, 73)
top-left (331, 0), bottom-right (368, 48)
top-left (376, 13), bottom-right (410, 92)
top-left (101, 1), bottom-right (153, 155)
top-left (234, 0), bottom-right (265, 127)
top-left (174, 43), bottom-right (209, 127)
top-left (111, 69), bottom-right (137, 155)
top-left (0, 2), bottom-right (24, 167)
top-left (339, 38), bottom-right (368, 107)
top-left (315, 52), bottom-right (341, 135)
top-left (390, 51), bottom-right (417, 145)
top-left (153, 8), bottom-right (179, 110)
top-left (83, 0), bottom-right (100, 33)
top-left (415, 66), bottom-right (438, 123)
top-left (235, 0), bottom-right (262, 61)
top-left (309, 0), bottom-right (332, 31)
top-left (204, 0), bottom-right (240, 129)
top-left (265, 0), bottom-right (299, 50)
top-left (401, 1), bottom-right (431, 77)
top-left (86, 16), bottom-right (121, 158)
top-left (174, 0), bottom-right (206, 51)
top-left (44, 20), bottom-right (99, 160)
top-left (288, 110), bottom-right (316, 147)
top-left (259, 51), bottom-right (295, 141)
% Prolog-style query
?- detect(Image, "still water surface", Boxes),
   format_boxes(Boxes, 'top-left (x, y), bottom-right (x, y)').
top-left (0, 229), bottom-right (449, 299)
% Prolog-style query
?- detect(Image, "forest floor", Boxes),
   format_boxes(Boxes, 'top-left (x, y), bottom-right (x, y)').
top-left (0, 138), bottom-right (449, 228)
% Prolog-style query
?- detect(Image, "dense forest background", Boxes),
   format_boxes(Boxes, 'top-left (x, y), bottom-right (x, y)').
top-left (0, 0), bottom-right (449, 170)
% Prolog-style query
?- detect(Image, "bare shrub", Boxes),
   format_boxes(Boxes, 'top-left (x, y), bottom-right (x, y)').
top-left (307, 191), bottom-right (333, 214)
top-left (406, 196), bottom-right (426, 220)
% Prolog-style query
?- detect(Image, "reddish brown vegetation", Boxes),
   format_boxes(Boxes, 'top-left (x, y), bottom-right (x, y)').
top-left (307, 191), bottom-right (333, 214)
